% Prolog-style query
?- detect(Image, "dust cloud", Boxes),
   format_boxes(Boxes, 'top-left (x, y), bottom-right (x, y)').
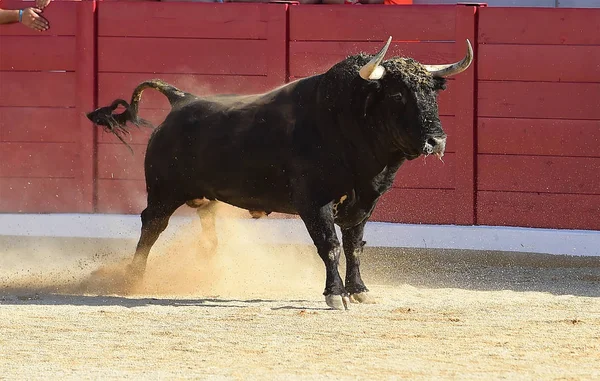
top-left (130, 204), bottom-right (325, 299)
top-left (0, 203), bottom-right (325, 300)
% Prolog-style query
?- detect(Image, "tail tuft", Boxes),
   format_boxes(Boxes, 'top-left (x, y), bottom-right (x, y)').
top-left (86, 99), bottom-right (153, 154)
top-left (87, 79), bottom-right (192, 154)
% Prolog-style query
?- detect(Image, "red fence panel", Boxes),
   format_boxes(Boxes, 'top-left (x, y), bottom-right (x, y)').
top-left (289, 4), bottom-right (479, 225)
top-left (2, 3), bottom-right (598, 232)
top-left (0, 0), bottom-right (95, 213)
top-left (476, 7), bottom-right (600, 231)
top-left (95, 2), bottom-right (288, 214)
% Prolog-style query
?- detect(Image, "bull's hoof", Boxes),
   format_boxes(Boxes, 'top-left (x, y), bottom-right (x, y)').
top-left (325, 294), bottom-right (350, 310)
top-left (349, 292), bottom-right (374, 304)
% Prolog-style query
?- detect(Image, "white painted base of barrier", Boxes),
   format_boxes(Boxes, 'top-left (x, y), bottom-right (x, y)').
top-left (0, 213), bottom-right (598, 257)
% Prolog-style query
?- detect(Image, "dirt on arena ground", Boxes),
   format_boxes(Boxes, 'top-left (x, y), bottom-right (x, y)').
top-left (1, 214), bottom-right (599, 380)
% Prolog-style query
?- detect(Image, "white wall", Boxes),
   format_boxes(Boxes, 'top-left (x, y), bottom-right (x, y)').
top-left (0, 214), bottom-right (599, 256)
top-left (557, 0), bottom-right (600, 7)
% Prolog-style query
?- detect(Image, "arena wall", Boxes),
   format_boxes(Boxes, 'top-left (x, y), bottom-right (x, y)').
top-left (476, 7), bottom-right (600, 230)
top-left (0, 0), bottom-right (95, 213)
top-left (0, 2), bottom-right (598, 232)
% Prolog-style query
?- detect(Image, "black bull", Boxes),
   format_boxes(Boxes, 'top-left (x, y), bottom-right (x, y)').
top-left (87, 38), bottom-right (473, 310)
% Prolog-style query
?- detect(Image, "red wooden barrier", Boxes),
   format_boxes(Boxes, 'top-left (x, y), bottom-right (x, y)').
top-left (0, 0), bottom-right (95, 213)
top-left (476, 7), bottom-right (600, 231)
top-left (288, 4), bottom-right (480, 225)
top-left (1, 3), bottom-right (598, 232)
top-left (95, 2), bottom-right (288, 213)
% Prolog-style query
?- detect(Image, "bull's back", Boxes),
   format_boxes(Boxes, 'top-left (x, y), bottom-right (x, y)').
top-left (144, 97), bottom-right (299, 213)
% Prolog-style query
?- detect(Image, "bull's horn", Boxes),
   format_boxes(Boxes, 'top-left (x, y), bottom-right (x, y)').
top-left (424, 39), bottom-right (474, 77)
top-left (359, 36), bottom-right (392, 80)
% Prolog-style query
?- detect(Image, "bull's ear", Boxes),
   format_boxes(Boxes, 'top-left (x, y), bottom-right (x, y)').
top-left (353, 80), bottom-right (382, 119)
top-left (433, 77), bottom-right (447, 91)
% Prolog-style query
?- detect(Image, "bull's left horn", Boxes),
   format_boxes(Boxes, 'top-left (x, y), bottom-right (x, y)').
top-left (359, 36), bottom-right (392, 80)
top-left (424, 39), bottom-right (474, 77)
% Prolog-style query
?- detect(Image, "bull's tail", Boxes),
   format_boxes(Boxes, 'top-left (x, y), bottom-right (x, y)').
top-left (86, 79), bottom-right (194, 153)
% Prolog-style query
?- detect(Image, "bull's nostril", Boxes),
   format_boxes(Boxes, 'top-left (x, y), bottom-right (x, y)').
top-left (426, 138), bottom-right (439, 147)
top-left (423, 136), bottom-right (446, 156)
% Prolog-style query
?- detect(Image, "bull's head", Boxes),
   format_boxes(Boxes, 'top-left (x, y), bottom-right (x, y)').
top-left (350, 37), bottom-right (473, 160)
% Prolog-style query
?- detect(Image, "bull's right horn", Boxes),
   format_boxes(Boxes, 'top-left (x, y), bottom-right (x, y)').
top-left (359, 36), bottom-right (392, 80)
top-left (424, 39), bottom-right (474, 77)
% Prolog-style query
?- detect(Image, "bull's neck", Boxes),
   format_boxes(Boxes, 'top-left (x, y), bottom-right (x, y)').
top-left (364, 130), bottom-right (399, 177)
top-left (312, 77), bottom-right (399, 181)
top-left (338, 122), bottom-right (398, 182)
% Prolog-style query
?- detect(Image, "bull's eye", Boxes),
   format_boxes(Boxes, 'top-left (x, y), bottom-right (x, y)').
top-left (392, 93), bottom-right (406, 105)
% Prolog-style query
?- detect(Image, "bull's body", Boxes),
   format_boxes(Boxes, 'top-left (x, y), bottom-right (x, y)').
top-left (147, 76), bottom-right (396, 227)
top-left (88, 38), bottom-right (472, 309)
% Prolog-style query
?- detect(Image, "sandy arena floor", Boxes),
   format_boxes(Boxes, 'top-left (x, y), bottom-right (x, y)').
top-left (1, 216), bottom-right (599, 380)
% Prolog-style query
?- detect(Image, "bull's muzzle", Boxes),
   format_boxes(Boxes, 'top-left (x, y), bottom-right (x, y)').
top-left (423, 136), bottom-right (446, 158)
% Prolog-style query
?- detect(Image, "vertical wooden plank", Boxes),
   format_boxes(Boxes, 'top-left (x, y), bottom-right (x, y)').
top-left (266, 4), bottom-right (288, 87)
top-left (76, 0), bottom-right (97, 213)
top-left (452, 5), bottom-right (478, 226)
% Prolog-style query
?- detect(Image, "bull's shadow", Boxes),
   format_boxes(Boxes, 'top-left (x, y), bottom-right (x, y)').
top-left (0, 291), bottom-right (328, 310)
top-left (365, 247), bottom-right (600, 298)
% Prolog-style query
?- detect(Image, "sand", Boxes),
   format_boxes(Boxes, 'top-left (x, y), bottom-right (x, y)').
top-left (1, 211), bottom-right (599, 380)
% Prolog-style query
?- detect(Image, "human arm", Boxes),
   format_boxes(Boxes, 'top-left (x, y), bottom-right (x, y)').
top-left (0, 7), bottom-right (49, 31)
top-left (0, 8), bottom-right (20, 24)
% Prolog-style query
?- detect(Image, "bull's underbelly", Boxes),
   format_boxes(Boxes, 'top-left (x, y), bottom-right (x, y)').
top-left (217, 196), bottom-right (298, 216)
top-left (199, 173), bottom-right (297, 215)
top-left (178, 161), bottom-right (375, 223)
top-left (191, 177), bottom-right (376, 227)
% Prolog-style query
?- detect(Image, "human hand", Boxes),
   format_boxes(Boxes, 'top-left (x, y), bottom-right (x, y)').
top-left (20, 8), bottom-right (49, 32)
top-left (35, 0), bottom-right (52, 9)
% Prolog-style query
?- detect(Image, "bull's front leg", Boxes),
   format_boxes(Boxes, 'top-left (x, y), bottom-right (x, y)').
top-left (341, 220), bottom-right (372, 304)
top-left (298, 203), bottom-right (349, 310)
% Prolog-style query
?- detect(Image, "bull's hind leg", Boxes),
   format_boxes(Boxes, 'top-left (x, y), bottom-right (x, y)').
top-left (187, 199), bottom-right (219, 256)
top-left (129, 201), bottom-right (182, 280)
top-left (341, 220), bottom-right (372, 304)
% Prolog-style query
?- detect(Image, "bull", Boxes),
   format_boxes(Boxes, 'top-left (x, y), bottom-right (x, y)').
top-left (87, 37), bottom-right (473, 309)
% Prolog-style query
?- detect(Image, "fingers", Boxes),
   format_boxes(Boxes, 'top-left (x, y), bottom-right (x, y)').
top-left (35, 0), bottom-right (51, 10)
top-left (23, 8), bottom-right (49, 32)
top-left (28, 17), bottom-right (49, 32)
